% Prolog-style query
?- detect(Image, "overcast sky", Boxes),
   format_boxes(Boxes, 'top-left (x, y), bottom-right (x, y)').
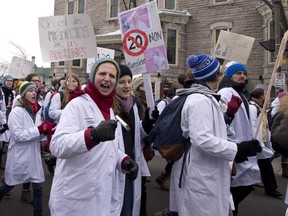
top-left (0, 0), bottom-right (54, 67)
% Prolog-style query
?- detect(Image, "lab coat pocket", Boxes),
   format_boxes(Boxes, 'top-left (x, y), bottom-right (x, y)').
top-left (63, 168), bottom-right (97, 201)
top-left (186, 164), bottom-right (217, 196)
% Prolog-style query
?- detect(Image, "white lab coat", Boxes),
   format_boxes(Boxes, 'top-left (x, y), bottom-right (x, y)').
top-left (49, 93), bottom-right (127, 216)
top-left (249, 102), bottom-right (273, 159)
top-left (217, 87), bottom-right (260, 187)
top-left (171, 87), bottom-right (237, 216)
top-left (5, 102), bottom-right (44, 185)
top-left (48, 92), bottom-right (62, 123)
top-left (0, 89), bottom-right (7, 142)
top-left (111, 104), bottom-right (150, 216)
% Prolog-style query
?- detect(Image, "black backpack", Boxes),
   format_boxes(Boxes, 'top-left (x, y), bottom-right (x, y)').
top-left (150, 94), bottom-right (192, 187)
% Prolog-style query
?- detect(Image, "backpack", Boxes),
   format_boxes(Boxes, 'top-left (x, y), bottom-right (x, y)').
top-left (44, 91), bottom-right (63, 123)
top-left (150, 94), bottom-right (192, 187)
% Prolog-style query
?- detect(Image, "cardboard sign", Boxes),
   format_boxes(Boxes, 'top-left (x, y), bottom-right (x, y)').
top-left (86, 47), bottom-right (115, 73)
top-left (119, 1), bottom-right (169, 75)
top-left (38, 14), bottom-right (98, 62)
top-left (8, 56), bottom-right (34, 79)
top-left (213, 30), bottom-right (255, 64)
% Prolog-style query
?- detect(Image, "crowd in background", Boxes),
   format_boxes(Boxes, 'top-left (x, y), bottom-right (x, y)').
top-left (0, 56), bottom-right (286, 216)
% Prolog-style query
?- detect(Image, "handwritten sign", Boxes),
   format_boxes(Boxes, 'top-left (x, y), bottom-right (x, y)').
top-left (8, 56), bottom-right (34, 79)
top-left (86, 47), bottom-right (115, 73)
top-left (213, 30), bottom-right (255, 64)
top-left (119, 1), bottom-right (169, 75)
top-left (38, 14), bottom-right (98, 63)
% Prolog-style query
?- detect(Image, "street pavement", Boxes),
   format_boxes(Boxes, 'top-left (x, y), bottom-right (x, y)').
top-left (0, 153), bottom-right (286, 216)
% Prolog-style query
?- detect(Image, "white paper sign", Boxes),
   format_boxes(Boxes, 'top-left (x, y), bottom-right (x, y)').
top-left (213, 30), bottom-right (255, 64)
top-left (86, 47), bottom-right (115, 73)
top-left (8, 56), bottom-right (34, 79)
top-left (119, 1), bottom-right (169, 75)
top-left (38, 14), bottom-right (98, 62)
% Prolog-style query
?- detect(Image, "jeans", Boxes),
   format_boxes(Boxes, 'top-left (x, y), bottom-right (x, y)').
top-left (0, 182), bottom-right (43, 214)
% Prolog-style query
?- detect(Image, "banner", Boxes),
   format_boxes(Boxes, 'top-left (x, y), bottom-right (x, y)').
top-left (119, 1), bottom-right (169, 75)
top-left (8, 56), bottom-right (34, 79)
top-left (38, 14), bottom-right (98, 62)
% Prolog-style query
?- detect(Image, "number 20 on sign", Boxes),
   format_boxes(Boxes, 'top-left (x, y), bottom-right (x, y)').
top-left (123, 29), bottom-right (148, 56)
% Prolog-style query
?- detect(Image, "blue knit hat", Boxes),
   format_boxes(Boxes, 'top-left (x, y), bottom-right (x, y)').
top-left (225, 62), bottom-right (247, 78)
top-left (89, 58), bottom-right (121, 83)
top-left (186, 54), bottom-right (220, 81)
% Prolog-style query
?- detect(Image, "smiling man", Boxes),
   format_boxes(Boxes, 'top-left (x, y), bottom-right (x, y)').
top-left (49, 58), bottom-right (138, 216)
top-left (218, 62), bottom-right (261, 216)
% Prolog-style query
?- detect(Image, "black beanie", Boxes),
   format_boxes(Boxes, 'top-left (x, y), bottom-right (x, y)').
top-left (119, 64), bottom-right (133, 79)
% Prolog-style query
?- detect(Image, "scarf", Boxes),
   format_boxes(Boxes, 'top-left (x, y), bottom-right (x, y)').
top-left (115, 94), bottom-right (133, 114)
top-left (26, 101), bottom-right (38, 115)
top-left (84, 80), bottom-right (114, 120)
top-left (69, 87), bottom-right (84, 102)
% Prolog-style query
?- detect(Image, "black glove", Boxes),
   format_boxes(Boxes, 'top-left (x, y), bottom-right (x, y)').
top-left (142, 107), bottom-right (159, 134)
top-left (0, 123), bottom-right (9, 134)
top-left (90, 120), bottom-right (117, 144)
top-left (122, 157), bottom-right (139, 181)
top-left (236, 139), bottom-right (262, 161)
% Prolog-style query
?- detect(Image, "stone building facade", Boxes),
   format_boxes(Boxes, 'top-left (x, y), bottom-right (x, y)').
top-left (51, 0), bottom-right (288, 97)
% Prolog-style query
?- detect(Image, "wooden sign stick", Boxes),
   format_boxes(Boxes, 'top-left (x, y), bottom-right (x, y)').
top-left (254, 30), bottom-right (288, 139)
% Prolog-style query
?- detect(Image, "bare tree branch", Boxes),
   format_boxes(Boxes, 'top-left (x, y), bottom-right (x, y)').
top-left (9, 41), bottom-right (28, 60)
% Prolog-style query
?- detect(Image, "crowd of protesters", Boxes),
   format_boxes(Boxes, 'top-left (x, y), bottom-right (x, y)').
top-left (0, 56), bottom-right (287, 216)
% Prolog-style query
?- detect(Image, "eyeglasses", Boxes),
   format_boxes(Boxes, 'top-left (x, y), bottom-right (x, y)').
top-left (31, 80), bottom-right (40, 83)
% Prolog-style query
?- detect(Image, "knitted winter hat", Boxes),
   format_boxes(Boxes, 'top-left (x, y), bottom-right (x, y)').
top-left (19, 81), bottom-right (36, 97)
top-left (132, 77), bottom-right (144, 92)
top-left (119, 64), bottom-right (132, 79)
top-left (89, 58), bottom-right (121, 83)
top-left (278, 91), bottom-right (288, 99)
top-left (3, 75), bottom-right (13, 83)
top-left (186, 54), bottom-right (220, 81)
top-left (225, 62), bottom-right (248, 78)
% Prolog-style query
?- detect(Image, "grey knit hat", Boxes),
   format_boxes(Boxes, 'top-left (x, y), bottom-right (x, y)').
top-left (89, 58), bottom-right (121, 83)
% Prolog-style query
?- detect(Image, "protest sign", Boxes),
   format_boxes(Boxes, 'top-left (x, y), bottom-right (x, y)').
top-left (8, 56), bottom-right (34, 79)
top-left (213, 30), bottom-right (255, 64)
top-left (86, 47), bottom-right (115, 73)
top-left (38, 14), bottom-right (98, 63)
top-left (119, 1), bottom-right (169, 75)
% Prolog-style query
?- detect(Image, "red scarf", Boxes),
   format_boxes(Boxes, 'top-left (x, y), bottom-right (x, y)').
top-left (26, 101), bottom-right (38, 114)
top-left (84, 81), bottom-right (115, 120)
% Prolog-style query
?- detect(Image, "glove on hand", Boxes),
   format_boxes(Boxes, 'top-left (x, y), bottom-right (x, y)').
top-left (0, 123), bottom-right (9, 134)
top-left (142, 107), bottom-right (159, 134)
top-left (90, 120), bottom-right (117, 144)
top-left (236, 139), bottom-right (262, 158)
top-left (122, 157), bottom-right (139, 181)
top-left (38, 121), bottom-right (57, 135)
top-left (226, 96), bottom-right (242, 117)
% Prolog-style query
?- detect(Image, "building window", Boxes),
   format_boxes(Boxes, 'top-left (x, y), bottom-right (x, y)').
top-left (167, 29), bottom-right (177, 65)
top-left (59, 61), bottom-right (65, 67)
top-left (72, 59), bottom-right (81, 67)
top-left (109, 0), bottom-right (118, 18)
top-left (165, 0), bottom-right (175, 9)
top-left (215, 0), bottom-right (228, 3)
top-left (78, 0), bottom-right (85, 14)
top-left (67, 0), bottom-right (85, 14)
top-left (67, 1), bottom-right (74, 14)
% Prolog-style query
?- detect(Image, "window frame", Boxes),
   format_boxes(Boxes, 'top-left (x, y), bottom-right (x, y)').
top-left (209, 0), bottom-right (234, 5)
top-left (108, 0), bottom-right (118, 20)
top-left (166, 28), bottom-right (178, 66)
top-left (72, 59), bottom-right (82, 68)
top-left (164, 0), bottom-right (176, 9)
top-left (66, 0), bottom-right (85, 15)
